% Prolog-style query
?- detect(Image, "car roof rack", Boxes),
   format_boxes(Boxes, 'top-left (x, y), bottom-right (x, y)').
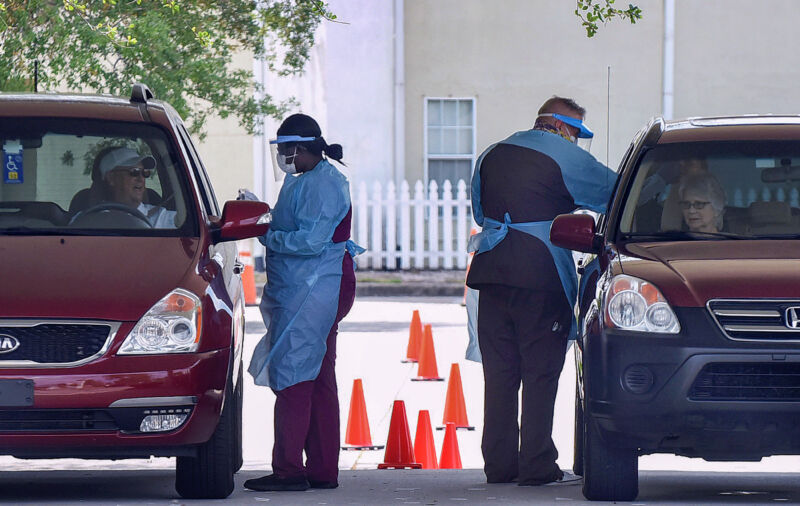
top-left (130, 83), bottom-right (153, 104)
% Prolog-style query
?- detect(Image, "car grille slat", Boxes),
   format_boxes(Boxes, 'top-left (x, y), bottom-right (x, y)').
top-left (0, 409), bottom-right (117, 432)
top-left (708, 300), bottom-right (800, 341)
top-left (0, 323), bottom-right (114, 366)
top-left (690, 363), bottom-right (800, 401)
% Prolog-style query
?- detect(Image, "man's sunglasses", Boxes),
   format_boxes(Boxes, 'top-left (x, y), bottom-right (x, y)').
top-left (114, 167), bottom-right (153, 178)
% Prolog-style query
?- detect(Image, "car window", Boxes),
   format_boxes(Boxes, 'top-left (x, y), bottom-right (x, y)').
top-left (177, 124), bottom-right (220, 217)
top-left (619, 140), bottom-right (800, 238)
top-left (0, 118), bottom-right (197, 236)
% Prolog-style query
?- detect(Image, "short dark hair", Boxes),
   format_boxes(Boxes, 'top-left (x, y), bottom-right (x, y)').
top-left (538, 96), bottom-right (586, 117)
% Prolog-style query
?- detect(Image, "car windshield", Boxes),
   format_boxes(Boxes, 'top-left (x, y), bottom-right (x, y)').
top-left (618, 140), bottom-right (800, 240)
top-left (0, 118), bottom-right (196, 236)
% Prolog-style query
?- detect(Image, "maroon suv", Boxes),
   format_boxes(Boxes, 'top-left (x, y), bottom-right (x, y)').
top-left (552, 116), bottom-right (800, 501)
top-left (0, 84), bottom-right (269, 499)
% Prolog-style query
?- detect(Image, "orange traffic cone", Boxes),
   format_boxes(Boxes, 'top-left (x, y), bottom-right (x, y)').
top-left (342, 379), bottom-right (384, 451)
top-left (240, 250), bottom-right (258, 306)
top-left (413, 410), bottom-right (438, 469)
top-left (402, 310), bottom-right (423, 363)
top-left (378, 400), bottom-right (422, 469)
top-left (439, 422), bottom-right (463, 469)
top-left (411, 324), bottom-right (444, 381)
top-left (438, 363), bottom-right (475, 431)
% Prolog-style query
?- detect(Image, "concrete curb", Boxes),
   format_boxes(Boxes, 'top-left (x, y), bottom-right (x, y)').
top-left (355, 282), bottom-right (464, 297)
top-left (255, 282), bottom-right (464, 298)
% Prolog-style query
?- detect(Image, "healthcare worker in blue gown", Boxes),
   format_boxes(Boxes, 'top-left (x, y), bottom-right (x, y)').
top-left (466, 96), bottom-right (616, 486)
top-left (245, 114), bottom-right (361, 492)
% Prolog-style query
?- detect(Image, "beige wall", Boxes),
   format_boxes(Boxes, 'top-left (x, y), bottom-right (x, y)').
top-left (405, 0), bottom-right (663, 179)
top-left (673, 0), bottom-right (800, 118)
top-left (195, 50), bottom-right (256, 209)
top-left (403, 0), bottom-right (665, 182)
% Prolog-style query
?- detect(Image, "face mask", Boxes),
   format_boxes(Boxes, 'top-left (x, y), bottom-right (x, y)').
top-left (559, 125), bottom-right (577, 144)
top-left (277, 147), bottom-right (298, 174)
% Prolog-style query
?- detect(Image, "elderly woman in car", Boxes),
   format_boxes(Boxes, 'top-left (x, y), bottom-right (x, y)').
top-left (678, 172), bottom-right (726, 233)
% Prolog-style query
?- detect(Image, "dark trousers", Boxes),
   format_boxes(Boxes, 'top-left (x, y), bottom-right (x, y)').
top-left (477, 285), bottom-right (571, 485)
top-left (271, 254), bottom-right (356, 483)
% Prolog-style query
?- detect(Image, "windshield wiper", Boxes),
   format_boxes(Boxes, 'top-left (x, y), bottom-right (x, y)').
top-left (620, 230), bottom-right (747, 240)
top-left (0, 227), bottom-right (86, 236)
top-left (748, 233), bottom-right (800, 240)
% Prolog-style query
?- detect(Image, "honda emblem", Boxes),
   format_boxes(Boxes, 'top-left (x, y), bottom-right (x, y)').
top-left (786, 307), bottom-right (800, 329)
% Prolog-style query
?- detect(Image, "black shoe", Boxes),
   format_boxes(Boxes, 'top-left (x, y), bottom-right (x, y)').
top-left (486, 475), bottom-right (518, 484)
top-left (244, 474), bottom-right (310, 492)
top-left (309, 480), bottom-right (338, 489)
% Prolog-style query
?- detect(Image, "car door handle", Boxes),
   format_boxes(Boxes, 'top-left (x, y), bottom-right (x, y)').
top-left (233, 261), bottom-right (244, 275)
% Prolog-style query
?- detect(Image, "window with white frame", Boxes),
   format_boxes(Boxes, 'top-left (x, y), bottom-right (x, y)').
top-left (425, 98), bottom-right (475, 194)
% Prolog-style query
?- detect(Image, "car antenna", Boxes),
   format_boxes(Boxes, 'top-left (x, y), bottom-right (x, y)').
top-left (34, 60), bottom-right (38, 93)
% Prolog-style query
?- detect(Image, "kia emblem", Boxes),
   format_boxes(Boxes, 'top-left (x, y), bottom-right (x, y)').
top-left (786, 307), bottom-right (800, 329)
top-left (0, 334), bottom-right (20, 354)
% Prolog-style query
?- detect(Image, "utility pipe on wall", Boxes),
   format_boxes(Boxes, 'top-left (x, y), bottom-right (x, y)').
top-left (393, 0), bottom-right (405, 188)
top-left (662, 0), bottom-right (675, 120)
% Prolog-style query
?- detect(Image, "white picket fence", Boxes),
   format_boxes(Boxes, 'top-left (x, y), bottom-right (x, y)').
top-left (352, 179), bottom-right (473, 270)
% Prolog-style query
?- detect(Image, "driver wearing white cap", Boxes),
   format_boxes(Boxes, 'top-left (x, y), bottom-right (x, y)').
top-left (99, 147), bottom-right (176, 228)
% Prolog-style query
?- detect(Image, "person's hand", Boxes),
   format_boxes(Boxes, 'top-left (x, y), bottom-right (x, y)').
top-left (237, 188), bottom-right (260, 201)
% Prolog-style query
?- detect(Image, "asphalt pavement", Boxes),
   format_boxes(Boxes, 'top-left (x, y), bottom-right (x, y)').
top-left (4, 293), bottom-right (800, 505)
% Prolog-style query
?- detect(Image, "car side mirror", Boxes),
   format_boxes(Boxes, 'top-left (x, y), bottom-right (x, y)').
top-left (550, 213), bottom-right (599, 253)
top-left (215, 200), bottom-right (271, 243)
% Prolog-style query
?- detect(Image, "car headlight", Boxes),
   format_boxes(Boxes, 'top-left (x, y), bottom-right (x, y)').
top-left (604, 274), bottom-right (680, 333)
top-left (118, 289), bottom-right (202, 354)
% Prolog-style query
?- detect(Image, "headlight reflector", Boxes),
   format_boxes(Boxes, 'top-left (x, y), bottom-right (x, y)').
top-left (604, 275), bottom-right (680, 333)
top-left (119, 289), bottom-right (202, 354)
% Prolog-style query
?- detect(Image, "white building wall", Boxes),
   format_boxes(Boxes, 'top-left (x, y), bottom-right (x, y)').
top-left (253, 0), bottom-right (396, 204)
top-left (673, 0), bottom-right (800, 119)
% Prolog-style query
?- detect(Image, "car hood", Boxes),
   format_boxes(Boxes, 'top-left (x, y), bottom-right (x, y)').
top-left (617, 240), bottom-right (800, 307)
top-left (0, 236), bottom-right (200, 320)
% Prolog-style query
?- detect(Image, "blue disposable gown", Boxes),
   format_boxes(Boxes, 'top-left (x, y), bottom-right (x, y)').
top-left (466, 129), bottom-right (616, 355)
top-left (248, 159), bottom-right (352, 391)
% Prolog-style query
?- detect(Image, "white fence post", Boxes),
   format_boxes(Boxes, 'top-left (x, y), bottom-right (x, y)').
top-left (427, 180), bottom-right (440, 269)
top-left (413, 180), bottom-right (425, 269)
top-left (442, 180), bottom-right (454, 269)
top-left (355, 181), bottom-right (368, 269)
top-left (385, 181), bottom-right (397, 270)
top-left (400, 181), bottom-right (411, 269)
top-left (456, 179), bottom-right (468, 269)
top-left (370, 181), bottom-right (383, 269)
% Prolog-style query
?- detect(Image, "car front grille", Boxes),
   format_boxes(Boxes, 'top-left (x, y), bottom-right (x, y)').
top-left (0, 321), bottom-right (117, 366)
top-left (708, 299), bottom-right (800, 341)
top-left (690, 362), bottom-right (800, 401)
top-left (0, 409), bottom-right (118, 431)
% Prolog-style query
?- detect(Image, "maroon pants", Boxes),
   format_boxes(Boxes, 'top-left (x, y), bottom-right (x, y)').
top-left (271, 254), bottom-right (355, 483)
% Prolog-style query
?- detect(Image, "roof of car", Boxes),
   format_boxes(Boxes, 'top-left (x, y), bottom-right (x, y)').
top-left (658, 115), bottom-right (800, 143)
top-left (0, 90), bottom-right (179, 125)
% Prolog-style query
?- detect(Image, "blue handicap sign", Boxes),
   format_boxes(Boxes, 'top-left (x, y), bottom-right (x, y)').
top-left (3, 152), bottom-right (23, 184)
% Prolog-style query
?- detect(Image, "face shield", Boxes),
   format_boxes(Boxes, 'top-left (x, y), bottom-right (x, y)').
top-left (268, 135), bottom-right (315, 181)
top-left (539, 113), bottom-right (594, 153)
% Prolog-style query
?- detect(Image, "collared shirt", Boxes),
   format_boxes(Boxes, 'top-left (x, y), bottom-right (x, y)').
top-left (138, 203), bottom-right (176, 228)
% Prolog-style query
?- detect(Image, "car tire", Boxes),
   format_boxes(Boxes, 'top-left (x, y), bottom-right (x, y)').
top-left (175, 376), bottom-right (236, 499)
top-left (573, 382), bottom-right (584, 476)
top-left (582, 414), bottom-right (638, 501)
top-left (233, 365), bottom-right (244, 473)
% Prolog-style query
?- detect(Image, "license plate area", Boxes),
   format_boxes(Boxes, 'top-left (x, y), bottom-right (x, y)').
top-left (0, 379), bottom-right (33, 407)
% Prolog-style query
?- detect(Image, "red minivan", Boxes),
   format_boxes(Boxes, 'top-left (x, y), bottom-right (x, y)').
top-left (0, 84), bottom-right (269, 498)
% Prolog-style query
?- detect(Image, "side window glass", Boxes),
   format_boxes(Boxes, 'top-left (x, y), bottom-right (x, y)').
top-left (177, 125), bottom-right (220, 217)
